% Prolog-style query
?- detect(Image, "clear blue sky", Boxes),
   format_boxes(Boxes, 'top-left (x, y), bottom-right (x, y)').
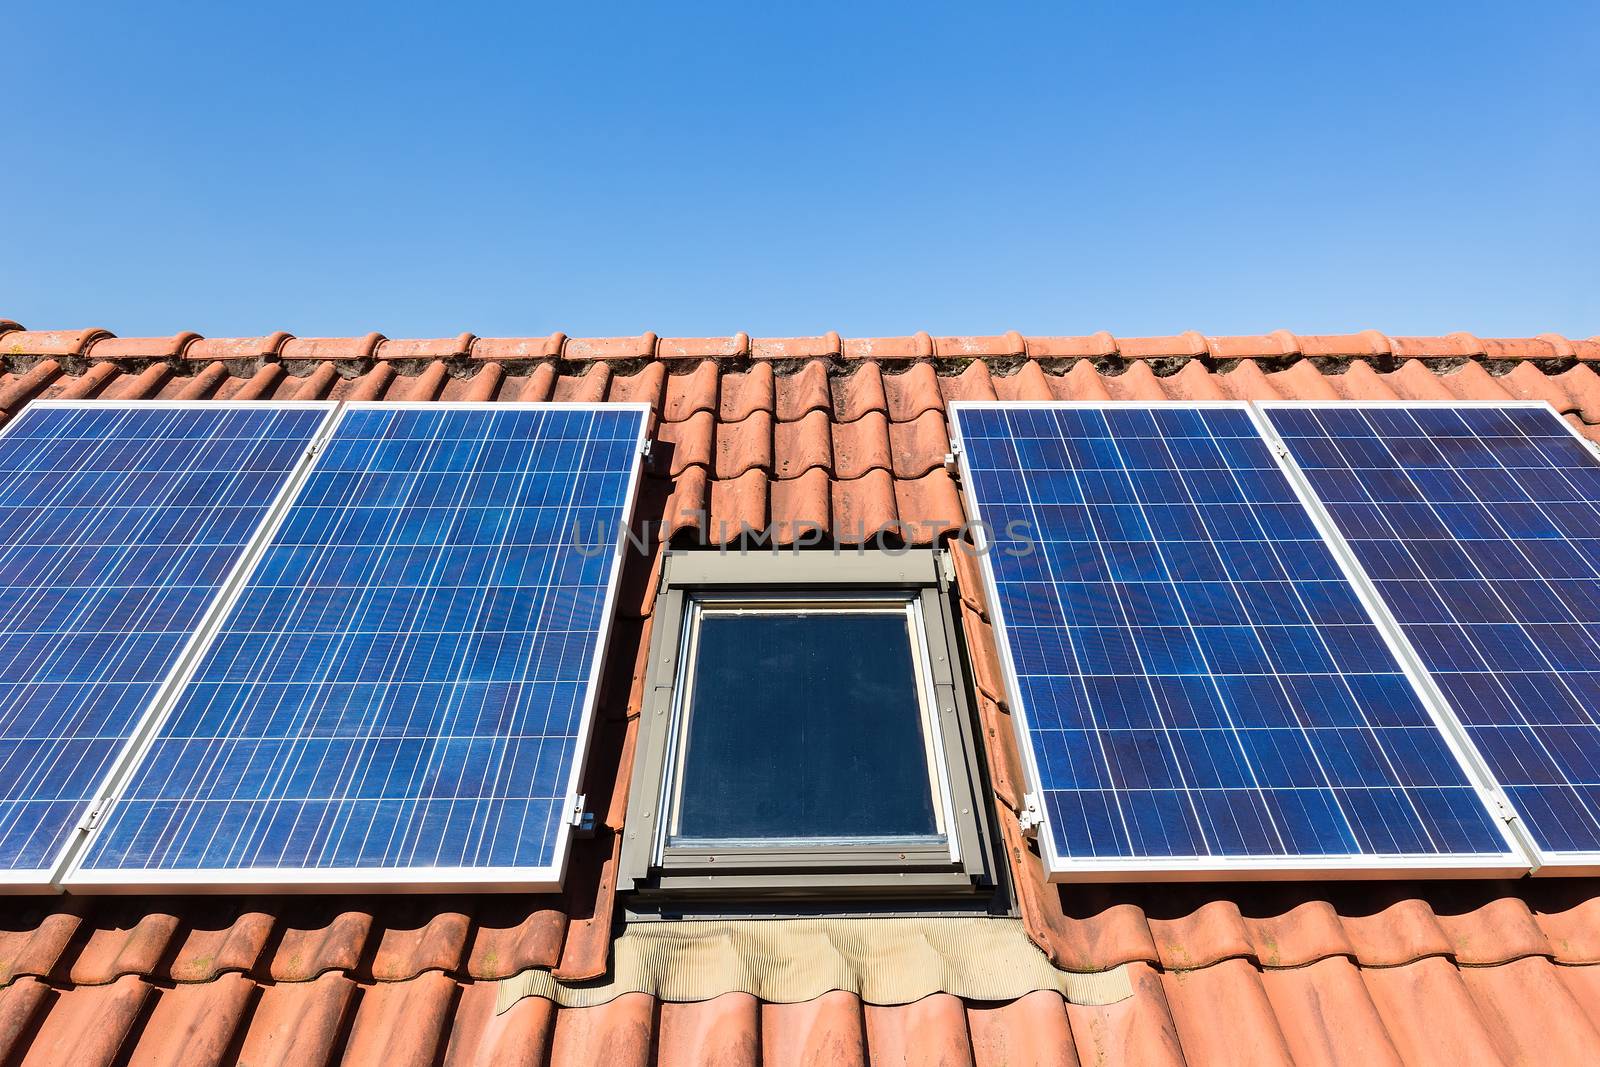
top-left (4, 1), bottom-right (1595, 340)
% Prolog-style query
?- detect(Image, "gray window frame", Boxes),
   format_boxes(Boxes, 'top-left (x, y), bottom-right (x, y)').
top-left (618, 550), bottom-right (997, 898)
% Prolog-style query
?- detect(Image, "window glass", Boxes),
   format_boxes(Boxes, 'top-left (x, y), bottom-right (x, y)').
top-left (671, 606), bottom-right (942, 844)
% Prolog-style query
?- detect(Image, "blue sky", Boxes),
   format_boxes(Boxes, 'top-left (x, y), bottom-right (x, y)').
top-left (4, 1), bottom-right (1595, 340)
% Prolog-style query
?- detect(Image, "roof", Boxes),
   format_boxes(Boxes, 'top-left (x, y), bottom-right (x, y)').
top-left (1, 320), bottom-right (1599, 1066)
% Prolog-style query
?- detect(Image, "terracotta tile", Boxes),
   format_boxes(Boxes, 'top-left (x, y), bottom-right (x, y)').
top-left (1156, 359), bottom-right (1230, 402)
top-left (45, 361), bottom-right (119, 400)
top-left (1050, 361), bottom-right (1114, 401)
top-left (993, 361), bottom-right (1055, 402)
top-left (399, 361), bottom-right (452, 401)
top-left (1065, 963), bottom-right (1186, 1067)
top-left (833, 363), bottom-right (889, 422)
top-left (842, 332), bottom-right (932, 361)
top-left (1381, 360), bottom-right (1458, 400)
top-left (186, 333), bottom-right (292, 362)
top-left (334, 363), bottom-right (396, 402)
top-left (1213, 360), bottom-right (1284, 401)
top-left (341, 969), bottom-right (457, 1067)
top-left (719, 362), bottom-right (775, 422)
top-left (967, 990), bottom-right (1078, 1067)
top-left (443, 981), bottom-right (557, 1067)
top-left (280, 333), bottom-right (384, 362)
top-left (1265, 360), bottom-right (1343, 400)
top-left (828, 411), bottom-right (890, 480)
top-left (1535, 896), bottom-right (1600, 962)
top-left (654, 410), bottom-right (714, 476)
top-left (892, 470), bottom-right (963, 542)
top-left (1433, 896), bottom-right (1549, 965)
top-left (269, 907), bottom-right (374, 982)
top-left (457, 362), bottom-right (504, 402)
top-left (1104, 361), bottom-right (1170, 401)
top-left (863, 993), bottom-right (973, 1066)
top-left (1298, 331), bottom-right (1392, 359)
top-left (1027, 332), bottom-right (1119, 359)
top-left (369, 906), bottom-right (472, 981)
top-left (658, 333), bottom-right (749, 360)
top-left (658, 993), bottom-right (760, 1066)
top-left (661, 361), bottom-right (718, 423)
top-left (289, 361), bottom-right (341, 400)
top-left (68, 908), bottom-right (181, 985)
top-left (886, 409), bottom-right (949, 479)
top-left (1242, 901), bottom-right (1356, 968)
top-left (775, 360), bottom-right (832, 421)
top-left (774, 408), bottom-right (834, 479)
top-left (1460, 955), bottom-right (1600, 1064)
top-left (935, 331), bottom-right (1027, 359)
top-left (661, 467), bottom-right (710, 542)
top-left (564, 333), bottom-right (657, 361)
top-left (125, 971), bottom-right (254, 1067)
top-left (768, 468), bottom-right (831, 544)
top-left (706, 469), bottom-right (767, 543)
top-left (0, 328), bottom-right (111, 357)
top-left (761, 990), bottom-right (866, 1067)
top-left (1120, 332), bottom-right (1209, 359)
top-left (1435, 359), bottom-right (1515, 401)
top-left (607, 362), bottom-right (666, 411)
top-left (18, 973), bottom-right (152, 1067)
top-left (1258, 957), bottom-right (1402, 1067)
top-left (882, 362), bottom-right (944, 421)
top-left (553, 830), bottom-right (622, 981)
top-left (228, 362), bottom-right (286, 400)
top-left (0, 907), bottom-right (81, 983)
top-left (172, 362), bottom-right (232, 400)
top-left (471, 334), bottom-right (564, 362)
top-left (1359, 956), bottom-right (1503, 1066)
top-left (507, 363), bottom-right (560, 402)
top-left (376, 334), bottom-right (475, 361)
top-left (163, 904), bottom-right (274, 982)
top-left (552, 363), bottom-right (611, 404)
top-left (0, 360), bottom-right (65, 413)
top-left (1208, 331), bottom-right (1300, 359)
top-left (549, 992), bottom-right (655, 1067)
top-left (1149, 900), bottom-right (1255, 970)
top-left (0, 977), bottom-right (51, 1065)
top-left (714, 412), bottom-right (773, 479)
top-left (1327, 359), bottom-right (1402, 401)
top-left (88, 333), bottom-right (200, 360)
top-left (751, 333), bottom-right (841, 361)
top-left (831, 469), bottom-right (899, 544)
top-left (937, 361), bottom-right (999, 403)
top-left (1160, 957), bottom-right (1295, 1066)
top-left (237, 971), bottom-right (357, 1067)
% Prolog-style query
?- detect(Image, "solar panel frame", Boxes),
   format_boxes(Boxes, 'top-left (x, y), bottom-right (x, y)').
top-left (0, 399), bottom-right (338, 891)
top-left (63, 401), bottom-right (651, 892)
top-left (948, 400), bottom-right (1530, 882)
top-left (1257, 399), bottom-right (1600, 875)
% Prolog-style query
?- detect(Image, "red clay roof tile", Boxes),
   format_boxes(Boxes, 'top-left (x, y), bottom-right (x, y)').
top-left (2, 322), bottom-right (1600, 1064)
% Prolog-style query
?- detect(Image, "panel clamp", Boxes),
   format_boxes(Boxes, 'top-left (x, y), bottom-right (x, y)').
top-left (571, 794), bottom-right (596, 837)
top-left (1017, 793), bottom-right (1044, 837)
top-left (77, 798), bottom-right (110, 833)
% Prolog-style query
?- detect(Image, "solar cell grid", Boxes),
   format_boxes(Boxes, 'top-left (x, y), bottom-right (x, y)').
top-left (951, 402), bottom-right (1518, 877)
top-left (0, 401), bottom-right (332, 882)
top-left (1264, 403), bottom-right (1600, 863)
top-left (74, 403), bottom-right (648, 887)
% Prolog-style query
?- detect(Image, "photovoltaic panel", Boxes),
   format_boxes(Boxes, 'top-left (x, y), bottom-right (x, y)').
top-left (0, 401), bottom-right (332, 883)
top-left (949, 402), bottom-right (1520, 878)
top-left (74, 403), bottom-right (648, 888)
top-left (1263, 402), bottom-right (1600, 865)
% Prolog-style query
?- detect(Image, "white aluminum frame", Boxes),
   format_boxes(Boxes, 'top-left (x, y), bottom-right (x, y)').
top-left (946, 399), bottom-right (1534, 883)
top-left (0, 399), bottom-right (340, 893)
top-left (1257, 398), bottom-right (1600, 876)
top-left (62, 401), bottom-right (652, 893)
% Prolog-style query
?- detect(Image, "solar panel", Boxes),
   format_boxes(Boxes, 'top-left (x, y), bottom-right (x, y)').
top-left (1262, 402), bottom-right (1600, 867)
top-left (0, 401), bottom-right (333, 885)
top-left (949, 401), bottom-right (1522, 879)
top-left (71, 402), bottom-right (649, 889)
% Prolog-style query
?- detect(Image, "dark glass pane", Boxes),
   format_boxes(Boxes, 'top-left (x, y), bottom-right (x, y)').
top-left (673, 610), bottom-right (941, 843)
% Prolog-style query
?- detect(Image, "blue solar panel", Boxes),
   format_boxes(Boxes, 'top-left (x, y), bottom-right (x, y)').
top-left (1264, 403), bottom-right (1600, 863)
top-left (75, 403), bottom-right (648, 885)
top-left (0, 401), bottom-right (331, 881)
top-left (950, 402), bottom-right (1518, 876)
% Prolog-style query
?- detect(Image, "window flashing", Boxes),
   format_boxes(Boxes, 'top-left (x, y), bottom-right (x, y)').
top-left (619, 549), bottom-right (1000, 902)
